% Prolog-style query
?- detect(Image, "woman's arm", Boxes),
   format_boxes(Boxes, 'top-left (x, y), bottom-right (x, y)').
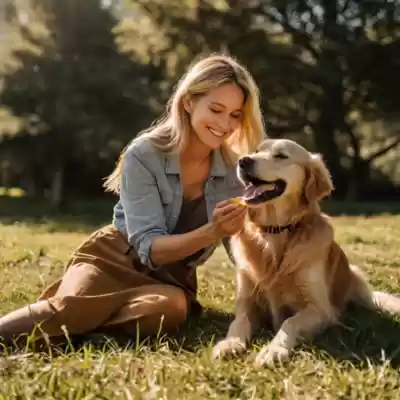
top-left (150, 201), bottom-right (246, 266)
top-left (149, 223), bottom-right (218, 266)
top-left (120, 145), bottom-right (245, 269)
top-left (120, 147), bottom-right (217, 269)
top-left (120, 148), bottom-right (170, 269)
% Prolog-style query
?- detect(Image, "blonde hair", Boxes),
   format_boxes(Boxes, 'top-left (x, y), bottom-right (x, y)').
top-left (104, 54), bottom-right (266, 193)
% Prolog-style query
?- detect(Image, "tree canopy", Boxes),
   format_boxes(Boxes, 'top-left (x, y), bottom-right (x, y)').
top-left (0, 0), bottom-right (399, 206)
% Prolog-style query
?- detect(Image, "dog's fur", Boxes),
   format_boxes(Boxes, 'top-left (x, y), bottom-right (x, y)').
top-left (212, 138), bottom-right (400, 367)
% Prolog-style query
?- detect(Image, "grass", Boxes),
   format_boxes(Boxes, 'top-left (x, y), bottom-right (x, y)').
top-left (1, 198), bottom-right (400, 398)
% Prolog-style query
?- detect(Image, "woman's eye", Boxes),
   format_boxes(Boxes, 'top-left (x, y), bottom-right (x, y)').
top-left (231, 113), bottom-right (242, 119)
top-left (210, 108), bottom-right (222, 114)
top-left (274, 152), bottom-right (289, 160)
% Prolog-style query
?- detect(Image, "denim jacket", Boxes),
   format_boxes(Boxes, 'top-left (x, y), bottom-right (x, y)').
top-left (112, 137), bottom-right (243, 269)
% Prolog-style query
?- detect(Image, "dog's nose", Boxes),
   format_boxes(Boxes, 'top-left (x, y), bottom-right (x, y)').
top-left (239, 156), bottom-right (254, 170)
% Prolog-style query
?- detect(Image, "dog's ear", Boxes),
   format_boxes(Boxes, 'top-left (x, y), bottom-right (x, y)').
top-left (303, 153), bottom-right (334, 204)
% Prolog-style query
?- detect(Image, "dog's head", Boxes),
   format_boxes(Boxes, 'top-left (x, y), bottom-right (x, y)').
top-left (237, 139), bottom-right (333, 207)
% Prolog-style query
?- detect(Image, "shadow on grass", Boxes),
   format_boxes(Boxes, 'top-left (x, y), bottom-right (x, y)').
top-left (309, 305), bottom-right (400, 367)
top-left (78, 307), bottom-right (237, 353)
top-left (164, 306), bottom-right (400, 368)
top-left (182, 306), bottom-right (400, 368)
top-left (3, 306), bottom-right (400, 369)
top-left (91, 305), bottom-right (400, 367)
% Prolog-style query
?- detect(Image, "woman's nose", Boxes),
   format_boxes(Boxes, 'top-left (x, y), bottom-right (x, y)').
top-left (215, 114), bottom-right (232, 134)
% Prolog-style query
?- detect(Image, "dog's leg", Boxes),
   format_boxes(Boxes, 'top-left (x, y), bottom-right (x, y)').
top-left (254, 304), bottom-right (333, 367)
top-left (212, 298), bottom-right (260, 359)
top-left (271, 305), bottom-right (295, 333)
top-left (212, 271), bottom-right (261, 359)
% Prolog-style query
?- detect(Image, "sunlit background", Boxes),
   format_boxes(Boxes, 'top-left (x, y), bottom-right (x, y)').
top-left (0, 0), bottom-right (399, 210)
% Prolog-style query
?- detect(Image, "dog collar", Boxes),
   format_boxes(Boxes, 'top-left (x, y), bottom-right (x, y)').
top-left (262, 222), bottom-right (301, 234)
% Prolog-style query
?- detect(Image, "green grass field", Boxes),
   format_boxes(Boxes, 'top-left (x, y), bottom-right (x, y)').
top-left (1, 198), bottom-right (400, 399)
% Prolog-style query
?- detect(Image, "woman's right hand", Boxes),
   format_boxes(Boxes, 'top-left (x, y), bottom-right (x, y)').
top-left (210, 199), bottom-right (247, 239)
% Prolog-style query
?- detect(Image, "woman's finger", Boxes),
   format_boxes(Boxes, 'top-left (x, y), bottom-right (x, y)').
top-left (215, 204), bottom-right (241, 217)
top-left (215, 199), bottom-right (233, 209)
top-left (230, 210), bottom-right (246, 225)
top-left (217, 207), bottom-right (246, 224)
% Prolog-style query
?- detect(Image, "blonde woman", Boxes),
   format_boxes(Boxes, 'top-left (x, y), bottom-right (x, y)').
top-left (0, 54), bottom-right (265, 344)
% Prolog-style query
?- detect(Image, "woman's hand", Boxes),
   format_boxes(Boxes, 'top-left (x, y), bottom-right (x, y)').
top-left (149, 199), bottom-right (246, 266)
top-left (210, 199), bottom-right (247, 239)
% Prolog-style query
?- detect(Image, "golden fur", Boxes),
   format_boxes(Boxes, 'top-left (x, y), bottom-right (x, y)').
top-left (212, 138), bottom-right (400, 367)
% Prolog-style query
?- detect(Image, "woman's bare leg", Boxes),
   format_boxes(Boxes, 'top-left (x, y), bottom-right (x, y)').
top-left (0, 300), bottom-right (55, 343)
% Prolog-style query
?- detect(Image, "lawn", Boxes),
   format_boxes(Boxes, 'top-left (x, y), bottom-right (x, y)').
top-left (0, 199), bottom-right (400, 399)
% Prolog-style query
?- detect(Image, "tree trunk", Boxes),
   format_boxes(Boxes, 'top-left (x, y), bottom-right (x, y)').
top-left (346, 157), bottom-right (369, 201)
top-left (0, 161), bottom-right (11, 195)
top-left (22, 176), bottom-right (38, 198)
top-left (313, 81), bottom-right (346, 195)
top-left (50, 164), bottom-right (64, 209)
top-left (313, 0), bottom-right (347, 197)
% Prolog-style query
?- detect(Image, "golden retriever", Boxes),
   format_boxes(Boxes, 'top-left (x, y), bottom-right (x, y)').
top-left (212, 138), bottom-right (400, 367)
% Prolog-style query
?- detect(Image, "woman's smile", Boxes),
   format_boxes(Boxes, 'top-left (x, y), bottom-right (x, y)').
top-left (207, 127), bottom-right (228, 138)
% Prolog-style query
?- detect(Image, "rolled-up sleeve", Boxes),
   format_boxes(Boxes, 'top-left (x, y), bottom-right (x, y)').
top-left (120, 150), bottom-right (168, 269)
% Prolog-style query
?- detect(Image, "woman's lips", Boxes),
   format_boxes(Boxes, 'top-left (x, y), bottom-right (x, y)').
top-left (208, 127), bottom-right (226, 138)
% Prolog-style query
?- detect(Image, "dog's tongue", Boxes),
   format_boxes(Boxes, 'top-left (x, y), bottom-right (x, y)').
top-left (243, 185), bottom-right (266, 200)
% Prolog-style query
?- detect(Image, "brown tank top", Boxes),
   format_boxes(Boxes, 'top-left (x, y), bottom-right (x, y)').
top-left (171, 195), bottom-right (208, 262)
top-left (140, 195), bottom-right (208, 311)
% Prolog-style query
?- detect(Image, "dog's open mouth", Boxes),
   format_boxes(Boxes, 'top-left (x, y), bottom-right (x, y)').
top-left (242, 174), bottom-right (287, 204)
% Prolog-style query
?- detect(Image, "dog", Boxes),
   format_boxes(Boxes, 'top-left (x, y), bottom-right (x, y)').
top-left (212, 138), bottom-right (400, 367)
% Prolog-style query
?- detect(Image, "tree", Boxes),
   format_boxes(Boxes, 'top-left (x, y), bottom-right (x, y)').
top-left (127, 0), bottom-right (400, 198)
top-left (0, 0), bottom-right (161, 206)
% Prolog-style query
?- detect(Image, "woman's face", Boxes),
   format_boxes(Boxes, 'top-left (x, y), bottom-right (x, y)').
top-left (186, 82), bottom-right (245, 150)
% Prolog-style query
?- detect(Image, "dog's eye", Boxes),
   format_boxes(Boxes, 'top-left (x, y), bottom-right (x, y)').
top-left (274, 152), bottom-right (289, 160)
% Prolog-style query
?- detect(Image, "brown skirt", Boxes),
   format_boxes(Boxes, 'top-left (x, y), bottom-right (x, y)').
top-left (32, 225), bottom-right (195, 339)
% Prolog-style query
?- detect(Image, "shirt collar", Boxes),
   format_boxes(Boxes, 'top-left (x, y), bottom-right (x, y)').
top-left (165, 149), bottom-right (228, 177)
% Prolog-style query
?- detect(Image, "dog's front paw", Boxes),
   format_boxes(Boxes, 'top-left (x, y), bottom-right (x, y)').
top-left (254, 343), bottom-right (290, 367)
top-left (212, 337), bottom-right (247, 360)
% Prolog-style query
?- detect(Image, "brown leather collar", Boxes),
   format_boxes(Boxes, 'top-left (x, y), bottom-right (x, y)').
top-left (262, 222), bottom-right (301, 234)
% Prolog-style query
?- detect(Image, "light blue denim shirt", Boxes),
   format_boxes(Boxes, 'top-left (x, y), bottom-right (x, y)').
top-left (112, 137), bottom-right (243, 269)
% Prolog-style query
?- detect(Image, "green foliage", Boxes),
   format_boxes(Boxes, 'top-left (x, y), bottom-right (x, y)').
top-left (0, 0), bottom-right (165, 198)
top-left (0, 0), bottom-right (399, 203)
top-left (126, 0), bottom-right (400, 197)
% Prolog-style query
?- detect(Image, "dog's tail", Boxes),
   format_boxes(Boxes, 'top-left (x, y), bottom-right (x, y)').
top-left (372, 291), bottom-right (400, 315)
top-left (349, 264), bottom-right (400, 315)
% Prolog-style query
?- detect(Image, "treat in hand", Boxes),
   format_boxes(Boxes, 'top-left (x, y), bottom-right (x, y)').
top-left (231, 197), bottom-right (248, 207)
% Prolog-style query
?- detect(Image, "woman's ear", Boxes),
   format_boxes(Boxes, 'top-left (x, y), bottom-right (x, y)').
top-left (182, 95), bottom-right (193, 114)
top-left (303, 154), bottom-right (334, 204)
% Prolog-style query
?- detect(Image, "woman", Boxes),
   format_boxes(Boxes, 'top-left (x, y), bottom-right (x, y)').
top-left (0, 54), bottom-right (265, 344)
